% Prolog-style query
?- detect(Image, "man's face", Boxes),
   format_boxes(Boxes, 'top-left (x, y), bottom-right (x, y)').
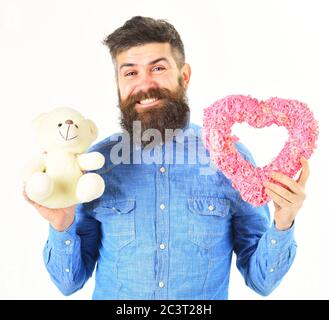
top-left (115, 42), bottom-right (191, 144)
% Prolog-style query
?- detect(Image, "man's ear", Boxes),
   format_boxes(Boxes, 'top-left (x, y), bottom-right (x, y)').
top-left (181, 63), bottom-right (191, 89)
top-left (32, 113), bottom-right (48, 131)
top-left (86, 119), bottom-right (98, 142)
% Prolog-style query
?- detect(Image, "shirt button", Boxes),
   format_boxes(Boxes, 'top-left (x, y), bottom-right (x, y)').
top-left (160, 204), bottom-right (165, 210)
top-left (160, 243), bottom-right (166, 250)
top-left (160, 167), bottom-right (166, 173)
top-left (269, 268), bottom-right (275, 273)
top-left (159, 281), bottom-right (165, 288)
top-left (65, 240), bottom-right (71, 246)
top-left (271, 239), bottom-right (277, 245)
top-left (65, 268), bottom-right (70, 273)
top-left (208, 205), bottom-right (215, 211)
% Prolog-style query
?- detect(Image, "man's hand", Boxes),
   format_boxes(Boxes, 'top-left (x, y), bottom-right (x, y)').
top-left (23, 186), bottom-right (75, 232)
top-left (264, 157), bottom-right (310, 231)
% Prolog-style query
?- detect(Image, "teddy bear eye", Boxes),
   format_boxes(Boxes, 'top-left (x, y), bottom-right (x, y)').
top-left (58, 123), bottom-right (62, 127)
top-left (75, 124), bottom-right (78, 128)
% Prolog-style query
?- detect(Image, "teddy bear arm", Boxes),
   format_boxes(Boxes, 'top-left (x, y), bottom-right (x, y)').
top-left (23, 155), bottom-right (46, 181)
top-left (77, 152), bottom-right (105, 171)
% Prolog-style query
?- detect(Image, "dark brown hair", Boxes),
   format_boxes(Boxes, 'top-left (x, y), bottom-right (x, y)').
top-left (103, 16), bottom-right (185, 68)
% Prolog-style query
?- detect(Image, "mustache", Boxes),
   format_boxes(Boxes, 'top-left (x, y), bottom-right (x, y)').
top-left (120, 87), bottom-right (182, 109)
top-left (118, 82), bottom-right (190, 148)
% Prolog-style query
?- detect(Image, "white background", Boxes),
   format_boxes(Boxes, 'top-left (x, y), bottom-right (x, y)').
top-left (0, 0), bottom-right (328, 300)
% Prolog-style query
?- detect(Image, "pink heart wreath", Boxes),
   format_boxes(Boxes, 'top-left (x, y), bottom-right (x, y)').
top-left (202, 95), bottom-right (319, 207)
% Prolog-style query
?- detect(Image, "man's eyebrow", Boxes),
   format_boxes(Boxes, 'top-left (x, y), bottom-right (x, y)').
top-left (119, 57), bottom-right (169, 70)
top-left (149, 57), bottom-right (169, 65)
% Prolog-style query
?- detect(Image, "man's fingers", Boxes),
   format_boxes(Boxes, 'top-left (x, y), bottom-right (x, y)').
top-left (265, 188), bottom-right (291, 208)
top-left (297, 157), bottom-right (310, 188)
top-left (270, 157), bottom-right (310, 195)
top-left (264, 181), bottom-right (298, 203)
top-left (271, 172), bottom-right (302, 195)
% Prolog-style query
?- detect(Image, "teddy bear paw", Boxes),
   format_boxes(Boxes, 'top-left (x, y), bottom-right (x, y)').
top-left (25, 172), bottom-right (53, 201)
top-left (76, 173), bottom-right (105, 203)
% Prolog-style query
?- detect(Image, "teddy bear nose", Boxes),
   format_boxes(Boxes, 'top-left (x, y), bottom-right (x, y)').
top-left (65, 120), bottom-right (74, 125)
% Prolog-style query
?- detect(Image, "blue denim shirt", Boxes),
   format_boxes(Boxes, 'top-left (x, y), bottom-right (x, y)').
top-left (43, 123), bottom-right (296, 299)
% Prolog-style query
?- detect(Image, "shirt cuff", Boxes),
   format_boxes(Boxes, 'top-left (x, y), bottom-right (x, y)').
top-left (264, 221), bottom-right (296, 252)
top-left (47, 218), bottom-right (79, 254)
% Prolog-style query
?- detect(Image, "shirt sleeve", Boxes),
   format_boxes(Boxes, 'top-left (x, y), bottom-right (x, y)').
top-left (232, 142), bottom-right (297, 296)
top-left (43, 202), bottom-right (100, 296)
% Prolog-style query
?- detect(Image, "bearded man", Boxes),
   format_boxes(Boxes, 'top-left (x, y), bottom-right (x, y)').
top-left (24, 16), bottom-right (309, 300)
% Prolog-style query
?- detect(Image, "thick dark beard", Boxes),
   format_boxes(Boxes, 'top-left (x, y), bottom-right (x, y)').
top-left (119, 83), bottom-right (190, 148)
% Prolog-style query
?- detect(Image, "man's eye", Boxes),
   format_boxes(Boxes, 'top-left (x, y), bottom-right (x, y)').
top-left (125, 71), bottom-right (137, 77)
top-left (152, 66), bottom-right (165, 72)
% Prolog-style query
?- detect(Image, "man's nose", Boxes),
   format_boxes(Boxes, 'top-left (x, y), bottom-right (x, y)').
top-left (135, 72), bottom-right (157, 92)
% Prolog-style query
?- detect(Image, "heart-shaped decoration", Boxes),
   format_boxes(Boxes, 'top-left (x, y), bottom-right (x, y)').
top-left (202, 95), bottom-right (319, 207)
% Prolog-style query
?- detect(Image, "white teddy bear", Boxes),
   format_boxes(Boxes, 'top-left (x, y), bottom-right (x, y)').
top-left (23, 107), bottom-right (105, 208)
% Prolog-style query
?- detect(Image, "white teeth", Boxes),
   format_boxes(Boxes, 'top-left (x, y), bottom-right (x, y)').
top-left (139, 98), bottom-right (158, 105)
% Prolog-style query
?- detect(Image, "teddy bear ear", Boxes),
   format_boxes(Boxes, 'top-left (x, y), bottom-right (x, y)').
top-left (32, 113), bottom-right (48, 131)
top-left (86, 119), bottom-right (98, 141)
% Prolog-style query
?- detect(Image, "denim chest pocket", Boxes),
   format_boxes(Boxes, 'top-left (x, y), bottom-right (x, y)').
top-left (94, 199), bottom-right (136, 250)
top-left (188, 197), bottom-right (231, 249)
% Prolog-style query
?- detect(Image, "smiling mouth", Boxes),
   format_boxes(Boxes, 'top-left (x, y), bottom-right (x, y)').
top-left (136, 98), bottom-right (161, 109)
top-left (58, 127), bottom-right (78, 141)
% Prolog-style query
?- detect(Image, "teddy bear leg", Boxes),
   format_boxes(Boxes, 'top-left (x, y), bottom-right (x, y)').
top-left (25, 172), bottom-right (54, 202)
top-left (76, 173), bottom-right (105, 203)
